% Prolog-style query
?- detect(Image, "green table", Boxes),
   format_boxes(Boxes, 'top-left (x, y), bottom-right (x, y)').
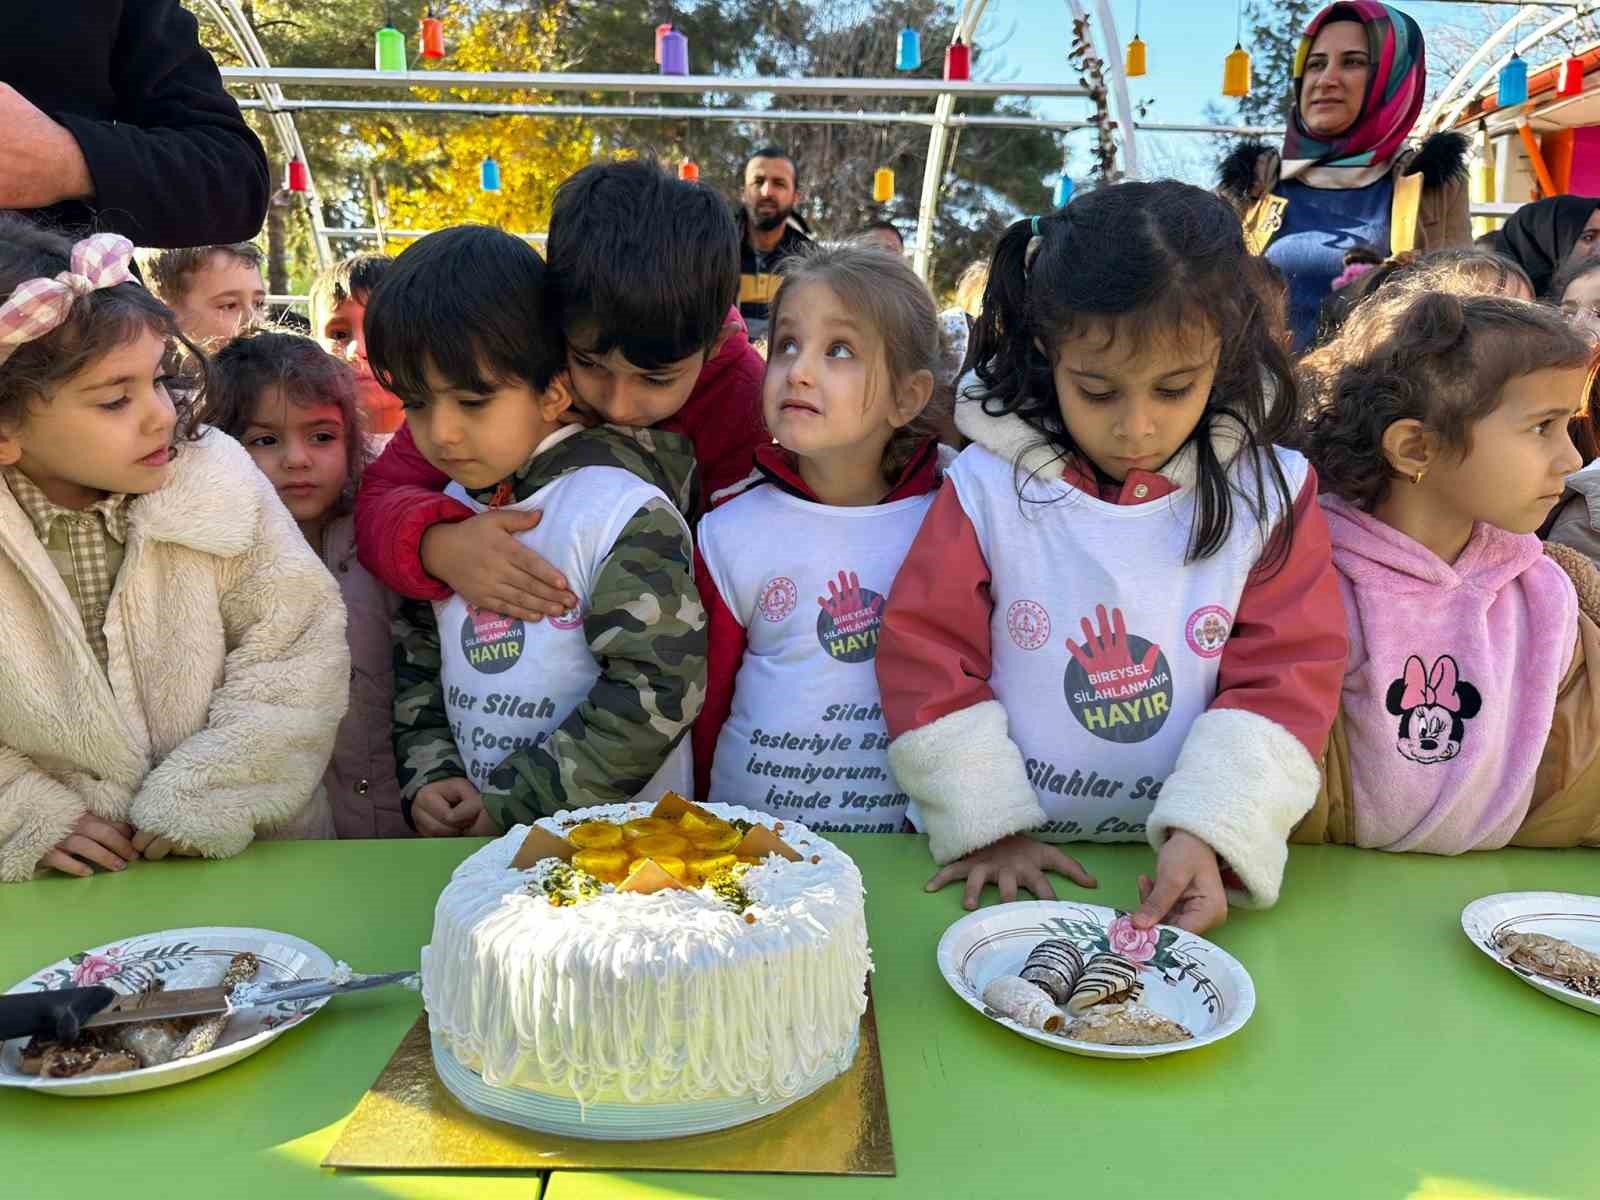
top-left (2, 838), bottom-right (1595, 1199)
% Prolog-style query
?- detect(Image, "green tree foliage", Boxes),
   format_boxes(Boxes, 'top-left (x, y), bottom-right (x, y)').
top-left (201, 0), bottom-right (1069, 294)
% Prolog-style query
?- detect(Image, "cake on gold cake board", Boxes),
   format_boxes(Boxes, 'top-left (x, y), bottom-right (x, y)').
top-left (325, 794), bottom-right (890, 1172)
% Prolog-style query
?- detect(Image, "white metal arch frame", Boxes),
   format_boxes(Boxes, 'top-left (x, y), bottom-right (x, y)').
top-left (198, 0), bottom-right (332, 266)
top-left (1421, 4), bottom-right (1587, 136)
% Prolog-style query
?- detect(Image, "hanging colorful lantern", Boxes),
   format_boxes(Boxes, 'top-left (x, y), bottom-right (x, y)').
top-left (480, 157), bottom-right (502, 192)
top-left (375, 24), bottom-right (407, 72)
top-left (420, 12), bottom-right (445, 60)
top-left (286, 159), bottom-right (309, 193)
top-left (873, 167), bottom-right (895, 203)
top-left (678, 160), bottom-right (700, 182)
top-left (1125, 0), bottom-right (1146, 77)
top-left (1052, 174), bottom-right (1073, 209)
top-left (1222, 43), bottom-right (1251, 98)
top-left (655, 23), bottom-right (673, 65)
top-left (1558, 55), bottom-right (1585, 99)
top-left (896, 28), bottom-right (920, 71)
top-left (660, 29), bottom-right (689, 75)
top-left (1498, 53), bottom-right (1529, 108)
top-left (1125, 36), bottom-right (1147, 78)
top-left (944, 37), bottom-right (970, 82)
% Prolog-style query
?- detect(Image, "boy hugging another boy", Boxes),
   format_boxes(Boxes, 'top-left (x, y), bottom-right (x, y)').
top-left (371, 226), bottom-right (707, 838)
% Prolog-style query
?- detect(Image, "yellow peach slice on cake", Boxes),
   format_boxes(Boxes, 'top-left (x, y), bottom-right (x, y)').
top-left (568, 821), bottom-right (623, 849)
top-left (687, 824), bottom-right (741, 852)
top-left (629, 832), bottom-right (692, 859)
top-left (629, 854), bottom-right (689, 882)
top-left (622, 817), bottom-right (676, 841)
top-left (572, 847), bottom-right (630, 883)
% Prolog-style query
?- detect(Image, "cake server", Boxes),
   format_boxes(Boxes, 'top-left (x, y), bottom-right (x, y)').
top-left (0, 971), bottom-right (417, 1042)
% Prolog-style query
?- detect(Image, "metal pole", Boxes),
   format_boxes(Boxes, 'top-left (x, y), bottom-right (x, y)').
top-left (1090, 0), bottom-right (1138, 178)
top-left (220, 66), bottom-right (1086, 100)
top-left (913, 0), bottom-right (992, 281)
top-left (200, 1), bottom-right (332, 266)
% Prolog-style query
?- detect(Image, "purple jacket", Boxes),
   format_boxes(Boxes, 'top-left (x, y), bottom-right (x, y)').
top-left (320, 515), bottom-right (410, 838)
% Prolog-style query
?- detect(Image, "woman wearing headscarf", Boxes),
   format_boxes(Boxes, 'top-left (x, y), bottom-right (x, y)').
top-left (1489, 195), bottom-right (1600, 298)
top-left (1218, 2), bottom-right (1470, 349)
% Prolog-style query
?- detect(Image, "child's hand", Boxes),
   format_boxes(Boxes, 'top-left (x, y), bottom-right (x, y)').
top-left (38, 814), bottom-right (138, 877)
top-left (925, 833), bottom-right (1098, 911)
top-left (413, 778), bottom-right (484, 838)
top-left (464, 806), bottom-right (500, 837)
top-left (1133, 829), bottom-right (1228, 934)
top-left (420, 511), bottom-right (578, 622)
top-left (130, 830), bottom-right (200, 861)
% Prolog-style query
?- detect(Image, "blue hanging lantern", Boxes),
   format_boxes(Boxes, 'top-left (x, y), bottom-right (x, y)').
top-left (896, 28), bottom-right (920, 71)
top-left (480, 157), bottom-right (502, 192)
top-left (1498, 54), bottom-right (1529, 108)
top-left (1052, 174), bottom-right (1074, 209)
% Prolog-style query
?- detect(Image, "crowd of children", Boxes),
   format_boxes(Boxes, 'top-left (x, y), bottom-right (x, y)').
top-left (1, 155), bottom-right (1596, 937)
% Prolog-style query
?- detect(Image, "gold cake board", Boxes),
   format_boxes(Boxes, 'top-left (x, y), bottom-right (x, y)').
top-left (323, 988), bottom-right (893, 1176)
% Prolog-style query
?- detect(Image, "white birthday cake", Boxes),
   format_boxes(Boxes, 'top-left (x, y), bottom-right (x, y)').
top-left (420, 796), bottom-right (871, 1139)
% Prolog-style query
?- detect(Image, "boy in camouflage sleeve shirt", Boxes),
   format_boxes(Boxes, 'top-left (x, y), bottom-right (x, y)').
top-left (371, 227), bottom-right (706, 836)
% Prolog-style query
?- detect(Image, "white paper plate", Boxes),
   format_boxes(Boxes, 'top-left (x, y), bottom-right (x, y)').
top-left (936, 901), bottom-right (1256, 1059)
top-left (0, 926), bottom-right (334, 1095)
top-left (1461, 891), bottom-right (1600, 1018)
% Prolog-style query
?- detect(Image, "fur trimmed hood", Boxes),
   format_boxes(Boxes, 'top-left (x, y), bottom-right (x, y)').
top-left (951, 372), bottom-right (1250, 493)
top-left (1218, 131), bottom-right (1470, 206)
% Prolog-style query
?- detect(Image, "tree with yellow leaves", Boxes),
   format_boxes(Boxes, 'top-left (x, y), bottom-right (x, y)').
top-left (356, 1), bottom-right (595, 241)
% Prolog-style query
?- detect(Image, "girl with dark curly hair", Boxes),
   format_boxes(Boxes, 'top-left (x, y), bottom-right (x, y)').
top-left (1298, 288), bottom-right (1600, 852)
top-left (876, 181), bottom-right (1348, 934)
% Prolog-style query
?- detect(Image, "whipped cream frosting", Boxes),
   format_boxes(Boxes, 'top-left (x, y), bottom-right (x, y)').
top-left (422, 802), bottom-right (871, 1106)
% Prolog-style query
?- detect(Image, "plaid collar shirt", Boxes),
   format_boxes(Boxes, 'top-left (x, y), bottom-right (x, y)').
top-left (3, 467), bottom-right (130, 672)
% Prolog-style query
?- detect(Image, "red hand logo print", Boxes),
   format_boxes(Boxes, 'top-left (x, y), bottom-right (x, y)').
top-left (1065, 605), bottom-right (1160, 695)
top-left (818, 570), bottom-right (883, 622)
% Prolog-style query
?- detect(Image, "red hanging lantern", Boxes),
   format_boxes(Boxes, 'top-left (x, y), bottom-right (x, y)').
top-left (286, 159), bottom-right (309, 193)
top-left (420, 12), bottom-right (445, 60)
top-left (1558, 56), bottom-right (1586, 98)
top-left (678, 160), bottom-right (700, 182)
top-left (944, 37), bottom-right (970, 82)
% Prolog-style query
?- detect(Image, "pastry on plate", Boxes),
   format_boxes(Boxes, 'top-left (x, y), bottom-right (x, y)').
top-left (1497, 931), bottom-right (1600, 995)
top-left (1064, 1002), bottom-right (1192, 1046)
top-left (1065, 952), bottom-right (1144, 1014)
top-left (1018, 939), bottom-right (1084, 1006)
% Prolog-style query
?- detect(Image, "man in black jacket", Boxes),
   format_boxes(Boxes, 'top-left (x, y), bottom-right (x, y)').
top-left (0, 0), bottom-right (269, 246)
top-left (736, 145), bottom-right (812, 337)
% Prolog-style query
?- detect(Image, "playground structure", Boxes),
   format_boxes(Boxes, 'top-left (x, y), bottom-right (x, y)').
top-left (202, 0), bottom-right (1594, 296)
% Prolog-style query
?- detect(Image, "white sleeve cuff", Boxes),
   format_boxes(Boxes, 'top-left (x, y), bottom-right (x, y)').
top-left (1146, 708), bottom-right (1320, 909)
top-left (889, 700), bottom-right (1047, 865)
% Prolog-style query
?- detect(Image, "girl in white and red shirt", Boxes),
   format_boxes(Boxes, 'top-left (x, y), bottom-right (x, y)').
top-left (877, 181), bottom-right (1348, 932)
top-left (693, 246), bottom-right (944, 831)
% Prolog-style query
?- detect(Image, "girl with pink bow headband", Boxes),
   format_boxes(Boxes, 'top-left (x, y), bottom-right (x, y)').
top-left (0, 215), bottom-right (349, 882)
top-left (1294, 282), bottom-right (1600, 854)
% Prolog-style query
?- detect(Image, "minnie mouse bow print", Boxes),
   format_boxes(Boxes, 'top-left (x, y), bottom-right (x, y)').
top-left (1385, 654), bottom-right (1482, 765)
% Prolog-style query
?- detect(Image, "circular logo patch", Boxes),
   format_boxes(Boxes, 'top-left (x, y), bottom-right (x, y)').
top-left (1006, 600), bottom-right (1051, 651)
top-left (758, 576), bottom-right (798, 623)
top-left (1063, 609), bottom-right (1173, 744)
top-left (548, 606), bottom-right (585, 631)
top-left (815, 571), bottom-right (884, 664)
top-left (1184, 605), bottom-right (1233, 659)
top-left (461, 605), bottom-right (525, 675)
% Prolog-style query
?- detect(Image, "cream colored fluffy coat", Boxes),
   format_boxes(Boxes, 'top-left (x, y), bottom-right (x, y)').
top-left (0, 429), bottom-right (348, 882)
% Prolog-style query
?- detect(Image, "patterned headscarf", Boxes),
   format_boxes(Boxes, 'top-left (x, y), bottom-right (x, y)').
top-left (1281, 2), bottom-right (1426, 189)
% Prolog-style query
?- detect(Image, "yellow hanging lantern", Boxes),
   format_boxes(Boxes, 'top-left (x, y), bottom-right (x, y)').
top-left (1222, 43), bottom-right (1251, 98)
top-left (1125, 1), bottom-right (1146, 77)
top-left (872, 167), bottom-right (894, 203)
top-left (1125, 36), bottom-right (1147, 77)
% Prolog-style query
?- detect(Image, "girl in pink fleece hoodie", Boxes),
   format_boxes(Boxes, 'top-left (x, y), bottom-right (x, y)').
top-left (1299, 289), bottom-right (1600, 852)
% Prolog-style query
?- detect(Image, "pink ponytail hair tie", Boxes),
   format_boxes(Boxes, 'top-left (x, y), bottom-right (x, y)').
top-left (0, 233), bottom-right (139, 367)
top-left (1331, 262), bottom-right (1378, 292)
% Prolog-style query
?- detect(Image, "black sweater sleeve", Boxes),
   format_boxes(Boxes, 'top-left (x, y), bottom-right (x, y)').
top-left (49, 0), bottom-right (270, 246)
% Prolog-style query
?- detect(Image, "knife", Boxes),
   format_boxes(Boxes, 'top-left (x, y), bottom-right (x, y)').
top-left (0, 971), bottom-right (417, 1042)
